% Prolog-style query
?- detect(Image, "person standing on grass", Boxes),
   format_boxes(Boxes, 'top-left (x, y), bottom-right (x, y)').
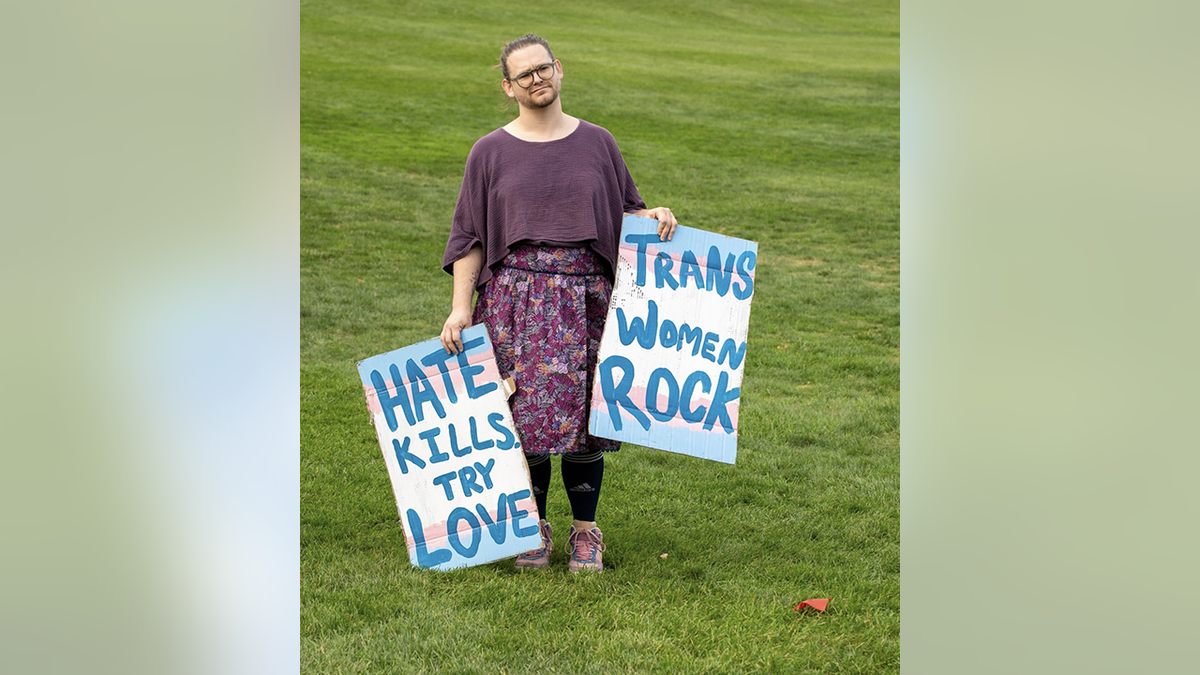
top-left (440, 33), bottom-right (677, 573)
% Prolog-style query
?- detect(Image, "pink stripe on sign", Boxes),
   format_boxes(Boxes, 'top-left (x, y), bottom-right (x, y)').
top-left (472, 359), bottom-right (501, 384)
top-left (589, 385), bottom-right (740, 431)
top-left (618, 242), bottom-right (662, 266)
top-left (465, 350), bottom-right (492, 366)
top-left (403, 497), bottom-right (539, 549)
top-left (364, 385), bottom-right (383, 415)
top-left (363, 354), bottom-right (504, 417)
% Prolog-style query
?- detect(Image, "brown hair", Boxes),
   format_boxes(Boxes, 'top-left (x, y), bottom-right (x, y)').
top-left (497, 33), bottom-right (555, 80)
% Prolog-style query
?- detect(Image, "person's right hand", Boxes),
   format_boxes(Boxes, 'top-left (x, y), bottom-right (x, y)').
top-left (440, 307), bottom-right (473, 354)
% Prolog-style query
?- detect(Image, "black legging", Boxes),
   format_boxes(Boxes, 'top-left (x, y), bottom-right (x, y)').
top-left (524, 450), bottom-right (605, 523)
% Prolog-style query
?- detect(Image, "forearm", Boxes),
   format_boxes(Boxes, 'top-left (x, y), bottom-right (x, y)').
top-left (450, 245), bottom-right (484, 312)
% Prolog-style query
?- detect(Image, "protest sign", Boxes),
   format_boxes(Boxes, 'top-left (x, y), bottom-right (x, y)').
top-left (589, 216), bottom-right (758, 464)
top-left (357, 325), bottom-right (541, 571)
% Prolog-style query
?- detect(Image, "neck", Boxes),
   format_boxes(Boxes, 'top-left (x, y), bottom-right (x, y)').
top-left (508, 99), bottom-right (575, 141)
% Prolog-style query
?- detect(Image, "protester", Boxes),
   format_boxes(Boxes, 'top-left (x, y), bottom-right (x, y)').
top-left (440, 33), bottom-right (677, 572)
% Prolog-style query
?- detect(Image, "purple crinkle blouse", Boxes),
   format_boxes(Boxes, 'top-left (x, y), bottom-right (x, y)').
top-left (442, 120), bottom-right (646, 287)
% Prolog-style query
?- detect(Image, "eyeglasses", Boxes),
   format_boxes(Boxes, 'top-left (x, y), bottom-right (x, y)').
top-left (509, 62), bottom-right (556, 89)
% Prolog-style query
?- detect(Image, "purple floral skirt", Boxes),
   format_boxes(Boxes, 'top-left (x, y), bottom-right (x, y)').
top-left (472, 245), bottom-right (621, 455)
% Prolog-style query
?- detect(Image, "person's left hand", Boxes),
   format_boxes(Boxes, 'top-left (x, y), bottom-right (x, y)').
top-left (640, 207), bottom-right (678, 241)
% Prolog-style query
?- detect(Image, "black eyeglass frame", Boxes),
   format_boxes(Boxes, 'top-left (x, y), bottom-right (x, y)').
top-left (509, 62), bottom-right (557, 89)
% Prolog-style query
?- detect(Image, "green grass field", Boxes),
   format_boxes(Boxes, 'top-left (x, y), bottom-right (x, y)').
top-left (302, 0), bottom-right (898, 672)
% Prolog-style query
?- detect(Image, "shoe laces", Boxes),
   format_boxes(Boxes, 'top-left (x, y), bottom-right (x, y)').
top-left (569, 528), bottom-right (605, 563)
top-left (517, 546), bottom-right (545, 560)
top-left (519, 522), bottom-right (552, 558)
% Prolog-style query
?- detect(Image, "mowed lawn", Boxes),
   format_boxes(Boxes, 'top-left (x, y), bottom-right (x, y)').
top-left (301, 1), bottom-right (898, 673)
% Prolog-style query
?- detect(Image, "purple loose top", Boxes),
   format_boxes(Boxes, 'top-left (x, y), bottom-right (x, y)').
top-left (442, 120), bottom-right (646, 287)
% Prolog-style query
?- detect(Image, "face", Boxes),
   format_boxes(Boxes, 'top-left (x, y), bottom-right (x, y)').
top-left (502, 45), bottom-right (561, 110)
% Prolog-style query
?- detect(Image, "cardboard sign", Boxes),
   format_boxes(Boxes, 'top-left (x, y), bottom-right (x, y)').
top-left (589, 216), bottom-right (758, 464)
top-left (357, 325), bottom-right (541, 570)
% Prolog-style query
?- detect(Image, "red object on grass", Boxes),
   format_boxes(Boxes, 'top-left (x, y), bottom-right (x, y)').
top-left (794, 598), bottom-right (830, 612)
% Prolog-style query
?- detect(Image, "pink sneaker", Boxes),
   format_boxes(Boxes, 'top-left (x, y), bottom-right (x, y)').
top-left (515, 521), bottom-right (552, 569)
top-left (567, 526), bottom-right (606, 573)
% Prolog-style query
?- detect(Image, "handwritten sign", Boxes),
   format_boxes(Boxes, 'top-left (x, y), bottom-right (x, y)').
top-left (589, 216), bottom-right (757, 464)
top-left (357, 326), bottom-right (541, 570)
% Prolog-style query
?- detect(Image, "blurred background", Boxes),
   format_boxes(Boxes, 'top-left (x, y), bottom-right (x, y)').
top-left (1, 2), bottom-right (297, 674)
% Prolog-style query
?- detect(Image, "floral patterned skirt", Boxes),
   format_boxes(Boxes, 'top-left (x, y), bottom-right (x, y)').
top-left (472, 245), bottom-right (621, 455)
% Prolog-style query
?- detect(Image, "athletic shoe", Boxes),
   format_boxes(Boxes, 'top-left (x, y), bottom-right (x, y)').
top-left (515, 521), bottom-right (552, 569)
top-left (567, 526), bottom-right (606, 573)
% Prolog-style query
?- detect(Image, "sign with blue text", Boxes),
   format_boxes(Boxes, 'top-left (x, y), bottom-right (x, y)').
top-left (357, 326), bottom-right (541, 571)
top-left (589, 216), bottom-right (758, 464)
